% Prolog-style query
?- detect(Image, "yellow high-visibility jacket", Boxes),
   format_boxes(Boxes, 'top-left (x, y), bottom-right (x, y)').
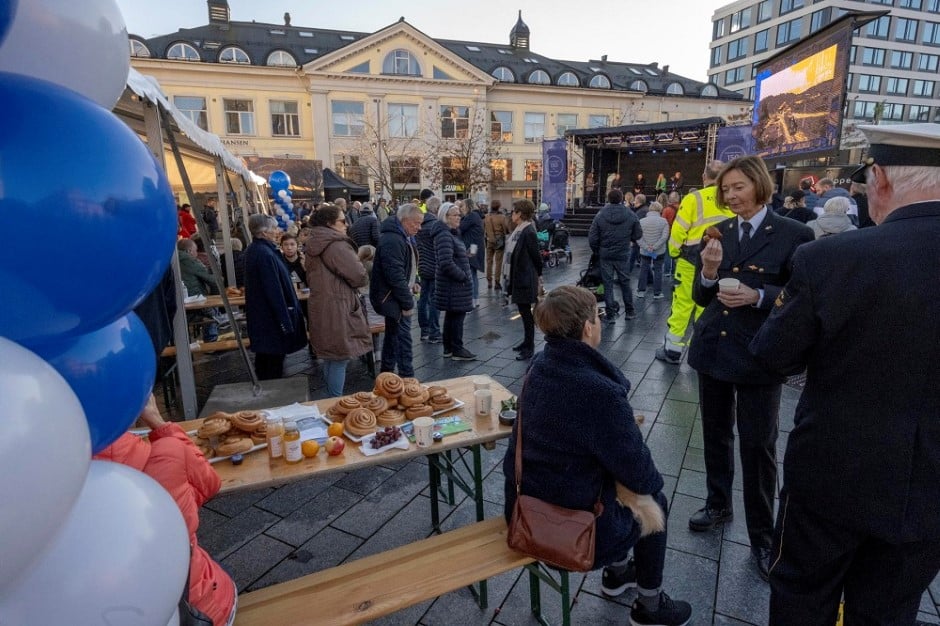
top-left (667, 185), bottom-right (734, 260)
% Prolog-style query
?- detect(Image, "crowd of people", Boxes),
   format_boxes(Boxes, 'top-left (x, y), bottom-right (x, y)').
top-left (163, 122), bottom-right (939, 625)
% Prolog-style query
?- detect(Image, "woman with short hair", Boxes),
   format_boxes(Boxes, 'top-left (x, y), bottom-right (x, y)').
top-left (504, 199), bottom-right (542, 360)
top-left (432, 203), bottom-right (476, 361)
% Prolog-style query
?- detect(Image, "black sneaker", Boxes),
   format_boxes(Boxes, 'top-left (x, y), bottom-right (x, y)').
top-left (450, 348), bottom-right (478, 361)
top-left (630, 592), bottom-right (692, 626)
top-left (428, 336), bottom-right (442, 344)
top-left (625, 311), bottom-right (638, 320)
top-left (443, 350), bottom-right (453, 358)
top-left (601, 559), bottom-right (637, 597)
top-left (655, 347), bottom-right (681, 365)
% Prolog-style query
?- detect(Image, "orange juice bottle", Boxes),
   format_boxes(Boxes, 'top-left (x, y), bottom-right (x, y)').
top-left (283, 420), bottom-right (302, 464)
top-left (266, 416), bottom-right (285, 460)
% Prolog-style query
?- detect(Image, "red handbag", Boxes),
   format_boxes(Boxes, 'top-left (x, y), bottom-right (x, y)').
top-left (506, 380), bottom-right (602, 572)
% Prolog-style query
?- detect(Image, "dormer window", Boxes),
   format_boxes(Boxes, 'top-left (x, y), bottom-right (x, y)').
top-left (167, 42), bottom-right (200, 61)
top-left (557, 71), bottom-right (579, 87)
top-left (629, 79), bottom-right (648, 93)
top-left (666, 82), bottom-right (685, 95)
top-left (701, 84), bottom-right (719, 97)
top-left (528, 69), bottom-right (550, 85)
top-left (492, 66), bottom-right (515, 82)
top-left (219, 46), bottom-right (250, 64)
top-left (266, 50), bottom-right (296, 67)
top-left (589, 74), bottom-right (611, 89)
top-left (383, 49), bottom-right (421, 76)
top-left (129, 39), bottom-right (150, 58)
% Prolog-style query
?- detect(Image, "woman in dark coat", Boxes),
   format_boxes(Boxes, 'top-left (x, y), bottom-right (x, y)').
top-left (502, 286), bottom-right (691, 624)
top-left (505, 199), bottom-right (542, 360)
top-left (433, 204), bottom-right (476, 361)
top-left (459, 199), bottom-right (485, 307)
top-left (244, 214), bottom-right (308, 379)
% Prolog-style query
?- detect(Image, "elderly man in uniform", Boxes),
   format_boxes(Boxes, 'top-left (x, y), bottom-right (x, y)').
top-left (751, 123), bottom-right (940, 625)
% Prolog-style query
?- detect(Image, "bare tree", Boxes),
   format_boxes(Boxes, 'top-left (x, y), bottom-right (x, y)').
top-left (346, 108), bottom-right (426, 201)
top-left (421, 105), bottom-right (505, 196)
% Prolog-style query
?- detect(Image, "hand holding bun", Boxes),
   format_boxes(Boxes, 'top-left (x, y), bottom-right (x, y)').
top-left (703, 226), bottom-right (723, 243)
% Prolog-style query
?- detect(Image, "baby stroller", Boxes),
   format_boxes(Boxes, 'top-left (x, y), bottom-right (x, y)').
top-left (577, 252), bottom-right (606, 314)
top-left (546, 222), bottom-right (572, 268)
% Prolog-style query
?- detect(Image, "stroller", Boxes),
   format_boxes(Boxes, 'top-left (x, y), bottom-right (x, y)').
top-left (538, 221), bottom-right (572, 268)
top-left (577, 252), bottom-right (606, 314)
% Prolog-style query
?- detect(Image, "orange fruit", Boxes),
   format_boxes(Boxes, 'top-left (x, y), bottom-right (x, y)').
top-left (301, 440), bottom-right (320, 458)
top-left (327, 422), bottom-right (345, 438)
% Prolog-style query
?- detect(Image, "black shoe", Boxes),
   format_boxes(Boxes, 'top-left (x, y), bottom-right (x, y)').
top-left (515, 349), bottom-right (533, 360)
top-left (443, 350), bottom-right (453, 358)
top-left (625, 311), bottom-right (637, 320)
top-left (753, 546), bottom-right (772, 582)
top-left (494, 282), bottom-right (502, 290)
top-left (655, 347), bottom-right (681, 365)
top-left (630, 592), bottom-right (692, 626)
top-left (512, 341), bottom-right (525, 352)
top-left (688, 507), bottom-right (733, 532)
top-left (601, 559), bottom-right (637, 597)
top-left (450, 348), bottom-right (478, 361)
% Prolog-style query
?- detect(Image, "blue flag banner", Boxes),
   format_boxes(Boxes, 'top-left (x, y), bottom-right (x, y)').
top-left (541, 139), bottom-right (567, 220)
top-left (715, 126), bottom-right (755, 162)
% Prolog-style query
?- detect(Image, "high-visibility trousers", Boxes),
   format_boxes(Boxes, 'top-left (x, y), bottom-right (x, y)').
top-left (664, 257), bottom-right (703, 352)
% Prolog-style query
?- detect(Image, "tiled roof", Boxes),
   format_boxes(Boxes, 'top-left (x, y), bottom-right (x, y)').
top-left (131, 15), bottom-right (742, 100)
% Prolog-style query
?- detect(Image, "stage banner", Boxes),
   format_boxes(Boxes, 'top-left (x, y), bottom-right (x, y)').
top-left (542, 139), bottom-right (567, 219)
top-left (715, 126), bottom-right (755, 162)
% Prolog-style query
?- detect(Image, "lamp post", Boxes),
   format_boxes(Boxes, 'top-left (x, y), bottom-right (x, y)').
top-left (373, 97), bottom-right (384, 202)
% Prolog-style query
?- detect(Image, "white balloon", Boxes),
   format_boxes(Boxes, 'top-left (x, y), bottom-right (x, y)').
top-left (0, 0), bottom-right (129, 109)
top-left (166, 606), bottom-right (180, 626)
top-left (276, 207), bottom-right (286, 216)
top-left (0, 462), bottom-right (189, 626)
top-left (287, 203), bottom-right (294, 210)
top-left (277, 189), bottom-right (288, 199)
top-left (0, 337), bottom-right (90, 593)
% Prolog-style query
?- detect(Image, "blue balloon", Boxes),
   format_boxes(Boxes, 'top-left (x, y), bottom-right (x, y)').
top-left (25, 313), bottom-right (157, 454)
top-left (0, 0), bottom-right (16, 47)
top-left (268, 170), bottom-right (291, 191)
top-left (0, 73), bottom-right (177, 343)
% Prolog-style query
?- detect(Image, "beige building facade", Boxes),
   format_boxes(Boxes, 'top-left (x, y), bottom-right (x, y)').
top-left (130, 3), bottom-right (747, 207)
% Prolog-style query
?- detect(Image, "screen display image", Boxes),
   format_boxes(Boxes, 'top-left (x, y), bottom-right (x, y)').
top-left (751, 22), bottom-right (852, 160)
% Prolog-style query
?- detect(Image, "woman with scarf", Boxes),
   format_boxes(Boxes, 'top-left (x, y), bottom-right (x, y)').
top-left (503, 199), bottom-right (542, 360)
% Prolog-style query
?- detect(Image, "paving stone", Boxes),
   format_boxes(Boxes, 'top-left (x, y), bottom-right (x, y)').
top-left (202, 485), bottom-right (274, 517)
top-left (264, 485), bottom-right (363, 547)
top-left (221, 532), bottom-right (295, 592)
top-left (200, 506), bottom-right (282, 560)
top-left (683, 446), bottom-right (707, 472)
top-left (493, 566), bottom-right (589, 626)
top-left (331, 461), bottom-right (430, 538)
top-left (714, 540), bottom-right (771, 621)
top-left (197, 505), bottom-right (229, 534)
top-left (645, 422), bottom-right (693, 477)
top-left (333, 464), bottom-right (396, 496)
top-left (667, 493), bottom-right (722, 562)
top-left (247, 525), bottom-right (362, 591)
top-left (255, 472), bottom-right (346, 516)
top-left (676, 468), bottom-right (707, 499)
top-left (345, 495), bottom-right (444, 560)
top-left (657, 398), bottom-right (698, 428)
top-left (714, 614), bottom-right (760, 625)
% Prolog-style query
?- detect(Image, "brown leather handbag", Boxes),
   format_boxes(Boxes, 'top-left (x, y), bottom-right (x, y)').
top-left (506, 381), bottom-right (603, 572)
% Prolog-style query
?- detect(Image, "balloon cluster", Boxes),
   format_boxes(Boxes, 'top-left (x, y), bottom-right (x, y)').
top-left (0, 2), bottom-right (189, 623)
top-left (269, 170), bottom-right (296, 230)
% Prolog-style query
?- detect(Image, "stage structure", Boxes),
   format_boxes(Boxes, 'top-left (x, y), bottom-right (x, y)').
top-left (566, 117), bottom-right (724, 206)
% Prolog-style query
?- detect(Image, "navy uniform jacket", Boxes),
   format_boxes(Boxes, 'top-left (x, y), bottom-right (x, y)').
top-left (244, 238), bottom-right (307, 355)
top-left (751, 201), bottom-right (940, 543)
top-left (687, 209), bottom-right (813, 385)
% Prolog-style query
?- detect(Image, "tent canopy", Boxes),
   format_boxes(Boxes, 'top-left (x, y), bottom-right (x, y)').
top-left (322, 168), bottom-right (370, 202)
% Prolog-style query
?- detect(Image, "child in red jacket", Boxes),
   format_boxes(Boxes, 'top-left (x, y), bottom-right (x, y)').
top-left (95, 395), bottom-right (236, 625)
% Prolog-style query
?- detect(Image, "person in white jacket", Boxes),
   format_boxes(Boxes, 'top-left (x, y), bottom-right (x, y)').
top-left (636, 203), bottom-right (671, 299)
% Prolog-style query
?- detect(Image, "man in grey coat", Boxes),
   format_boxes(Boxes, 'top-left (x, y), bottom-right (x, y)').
top-left (588, 188), bottom-right (642, 321)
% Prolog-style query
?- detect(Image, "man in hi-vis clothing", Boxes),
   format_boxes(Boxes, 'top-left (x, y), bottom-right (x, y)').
top-left (656, 160), bottom-right (732, 364)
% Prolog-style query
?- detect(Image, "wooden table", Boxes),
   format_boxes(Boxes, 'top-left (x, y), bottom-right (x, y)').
top-left (180, 375), bottom-right (513, 527)
top-left (182, 290), bottom-right (308, 311)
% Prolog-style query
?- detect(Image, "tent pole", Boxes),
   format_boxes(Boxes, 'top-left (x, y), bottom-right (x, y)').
top-left (215, 159), bottom-right (237, 287)
top-left (140, 100), bottom-right (199, 419)
top-left (161, 107), bottom-right (262, 397)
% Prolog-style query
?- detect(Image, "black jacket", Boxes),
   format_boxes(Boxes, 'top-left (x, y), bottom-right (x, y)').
top-left (349, 211), bottom-right (379, 248)
top-left (459, 210), bottom-right (485, 272)
top-left (244, 238), bottom-right (307, 355)
top-left (415, 211), bottom-right (438, 280)
top-left (508, 224), bottom-right (542, 305)
top-left (432, 222), bottom-right (473, 313)
top-left (751, 201), bottom-right (940, 542)
top-left (370, 216), bottom-right (416, 319)
top-left (687, 210), bottom-right (813, 385)
top-left (588, 203), bottom-right (642, 260)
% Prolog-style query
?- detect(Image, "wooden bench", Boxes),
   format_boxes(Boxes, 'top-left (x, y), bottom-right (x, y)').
top-left (235, 517), bottom-right (575, 625)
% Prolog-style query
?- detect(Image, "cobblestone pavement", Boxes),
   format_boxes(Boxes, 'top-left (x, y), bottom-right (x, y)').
top-left (161, 236), bottom-right (940, 625)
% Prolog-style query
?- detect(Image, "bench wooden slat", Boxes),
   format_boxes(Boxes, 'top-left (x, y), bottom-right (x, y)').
top-left (162, 325), bottom-right (384, 358)
top-left (236, 517), bottom-right (533, 625)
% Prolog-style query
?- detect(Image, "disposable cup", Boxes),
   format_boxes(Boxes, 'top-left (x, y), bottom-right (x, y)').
top-left (413, 417), bottom-right (435, 448)
top-left (469, 244), bottom-right (478, 255)
top-left (472, 376), bottom-right (491, 391)
top-left (474, 389), bottom-right (493, 416)
top-left (718, 278), bottom-right (741, 293)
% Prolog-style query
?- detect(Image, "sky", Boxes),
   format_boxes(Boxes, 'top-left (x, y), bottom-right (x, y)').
top-left (115, 0), bottom-right (721, 82)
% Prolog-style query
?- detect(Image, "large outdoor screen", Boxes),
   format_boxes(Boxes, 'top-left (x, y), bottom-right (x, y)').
top-left (751, 19), bottom-right (854, 161)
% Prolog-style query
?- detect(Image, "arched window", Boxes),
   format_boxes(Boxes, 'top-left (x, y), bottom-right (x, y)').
top-left (589, 74), bottom-right (611, 89)
top-left (266, 50), bottom-right (296, 67)
top-left (219, 46), bottom-right (250, 64)
top-left (129, 39), bottom-right (150, 58)
top-left (491, 66), bottom-right (515, 82)
top-left (629, 79), bottom-right (648, 93)
top-left (382, 49), bottom-right (421, 75)
top-left (666, 82), bottom-right (685, 95)
top-left (528, 69), bottom-right (550, 85)
top-left (557, 71), bottom-right (579, 87)
top-left (700, 84), bottom-right (719, 97)
top-left (167, 42), bottom-right (200, 61)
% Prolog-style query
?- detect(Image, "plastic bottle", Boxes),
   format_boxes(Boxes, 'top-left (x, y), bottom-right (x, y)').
top-left (181, 281), bottom-right (189, 300)
top-left (266, 416), bottom-right (285, 460)
top-left (283, 420), bottom-right (302, 464)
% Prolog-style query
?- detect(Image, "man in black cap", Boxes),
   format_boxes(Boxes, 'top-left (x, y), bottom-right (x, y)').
top-left (418, 188), bottom-right (434, 214)
top-left (751, 122), bottom-right (940, 625)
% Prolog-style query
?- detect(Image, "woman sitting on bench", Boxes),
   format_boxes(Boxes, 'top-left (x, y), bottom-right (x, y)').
top-left (502, 285), bottom-right (692, 626)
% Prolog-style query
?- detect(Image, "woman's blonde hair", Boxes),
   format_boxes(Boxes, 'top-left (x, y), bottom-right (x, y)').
top-left (534, 286), bottom-right (597, 340)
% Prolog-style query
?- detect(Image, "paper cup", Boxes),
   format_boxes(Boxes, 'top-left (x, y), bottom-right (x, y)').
top-left (472, 376), bottom-right (491, 391)
top-left (474, 389), bottom-right (493, 416)
top-left (413, 416), bottom-right (435, 448)
top-left (718, 278), bottom-right (741, 293)
top-left (469, 243), bottom-right (478, 255)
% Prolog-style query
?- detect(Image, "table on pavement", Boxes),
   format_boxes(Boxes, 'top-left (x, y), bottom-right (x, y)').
top-left (179, 375), bottom-right (513, 529)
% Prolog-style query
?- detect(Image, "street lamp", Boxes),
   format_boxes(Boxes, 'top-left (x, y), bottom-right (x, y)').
top-left (373, 98), bottom-right (384, 202)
